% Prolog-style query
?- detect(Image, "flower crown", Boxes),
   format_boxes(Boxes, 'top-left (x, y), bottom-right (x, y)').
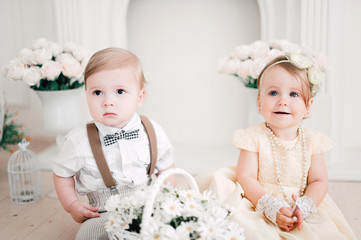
top-left (264, 53), bottom-right (325, 96)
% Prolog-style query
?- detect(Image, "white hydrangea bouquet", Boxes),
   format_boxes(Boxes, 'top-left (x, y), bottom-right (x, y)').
top-left (218, 39), bottom-right (330, 89)
top-left (105, 168), bottom-right (245, 240)
top-left (2, 38), bottom-right (91, 91)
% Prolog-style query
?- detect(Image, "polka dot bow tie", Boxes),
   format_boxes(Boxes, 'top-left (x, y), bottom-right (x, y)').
top-left (103, 129), bottom-right (140, 146)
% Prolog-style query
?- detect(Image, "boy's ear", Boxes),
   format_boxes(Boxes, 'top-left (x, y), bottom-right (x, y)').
top-left (137, 88), bottom-right (146, 107)
top-left (257, 95), bottom-right (261, 113)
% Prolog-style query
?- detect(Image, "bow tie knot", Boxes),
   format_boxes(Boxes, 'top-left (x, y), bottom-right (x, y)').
top-left (103, 129), bottom-right (139, 146)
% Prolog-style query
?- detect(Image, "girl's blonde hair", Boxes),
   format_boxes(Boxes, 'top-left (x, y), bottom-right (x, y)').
top-left (84, 48), bottom-right (146, 89)
top-left (257, 56), bottom-right (312, 105)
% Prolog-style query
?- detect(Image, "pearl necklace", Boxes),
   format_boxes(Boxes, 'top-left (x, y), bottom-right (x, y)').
top-left (265, 123), bottom-right (308, 205)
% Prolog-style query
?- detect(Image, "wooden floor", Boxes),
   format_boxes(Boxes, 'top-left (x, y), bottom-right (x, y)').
top-left (0, 138), bottom-right (80, 240)
top-left (0, 138), bottom-right (360, 240)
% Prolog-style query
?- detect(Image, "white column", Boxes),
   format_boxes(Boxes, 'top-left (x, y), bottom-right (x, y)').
top-left (53, 0), bottom-right (129, 51)
top-left (257, 0), bottom-right (276, 41)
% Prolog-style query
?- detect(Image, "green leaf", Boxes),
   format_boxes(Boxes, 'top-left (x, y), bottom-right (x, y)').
top-left (71, 81), bottom-right (84, 89)
top-left (236, 75), bottom-right (258, 89)
top-left (0, 111), bottom-right (26, 152)
top-left (57, 74), bottom-right (65, 85)
top-left (169, 216), bottom-right (198, 229)
top-left (31, 74), bottom-right (85, 91)
top-left (59, 83), bottom-right (67, 90)
top-left (49, 80), bottom-right (58, 90)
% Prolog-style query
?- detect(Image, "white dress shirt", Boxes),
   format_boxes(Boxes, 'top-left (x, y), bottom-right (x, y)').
top-left (52, 113), bottom-right (174, 195)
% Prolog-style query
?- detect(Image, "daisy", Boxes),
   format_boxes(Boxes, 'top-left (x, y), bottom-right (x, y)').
top-left (182, 198), bottom-right (201, 217)
top-left (161, 198), bottom-right (183, 218)
top-left (175, 221), bottom-right (198, 239)
top-left (178, 189), bottom-right (198, 202)
top-left (222, 222), bottom-right (246, 240)
top-left (206, 203), bottom-right (230, 219)
top-left (196, 218), bottom-right (227, 240)
top-left (141, 220), bottom-right (163, 240)
top-left (105, 215), bottom-right (125, 233)
top-left (142, 220), bottom-right (175, 240)
top-left (105, 174), bottom-right (245, 240)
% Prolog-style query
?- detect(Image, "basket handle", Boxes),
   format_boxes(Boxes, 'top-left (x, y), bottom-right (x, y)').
top-left (140, 168), bottom-right (199, 233)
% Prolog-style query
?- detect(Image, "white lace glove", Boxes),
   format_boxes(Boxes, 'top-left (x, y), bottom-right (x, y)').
top-left (256, 194), bottom-right (291, 224)
top-left (295, 195), bottom-right (316, 219)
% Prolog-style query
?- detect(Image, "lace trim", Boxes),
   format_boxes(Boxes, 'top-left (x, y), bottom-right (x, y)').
top-left (295, 195), bottom-right (316, 219)
top-left (256, 194), bottom-right (290, 224)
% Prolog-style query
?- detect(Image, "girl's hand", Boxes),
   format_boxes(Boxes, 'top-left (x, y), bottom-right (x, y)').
top-left (276, 206), bottom-right (297, 232)
top-left (68, 200), bottom-right (101, 223)
top-left (256, 194), bottom-right (296, 231)
top-left (292, 194), bottom-right (305, 230)
top-left (292, 207), bottom-right (304, 230)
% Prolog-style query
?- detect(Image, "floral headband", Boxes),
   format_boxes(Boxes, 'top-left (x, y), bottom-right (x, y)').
top-left (262, 53), bottom-right (325, 96)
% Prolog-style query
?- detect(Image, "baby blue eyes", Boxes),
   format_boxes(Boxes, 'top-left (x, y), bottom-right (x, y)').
top-left (290, 92), bottom-right (299, 97)
top-left (268, 91), bottom-right (299, 97)
top-left (270, 91), bottom-right (278, 96)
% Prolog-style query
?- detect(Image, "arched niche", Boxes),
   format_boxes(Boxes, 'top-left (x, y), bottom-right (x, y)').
top-left (126, 0), bottom-right (260, 173)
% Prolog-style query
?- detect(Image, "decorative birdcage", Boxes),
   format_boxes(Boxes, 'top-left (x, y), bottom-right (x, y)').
top-left (7, 139), bottom-right (42, 204)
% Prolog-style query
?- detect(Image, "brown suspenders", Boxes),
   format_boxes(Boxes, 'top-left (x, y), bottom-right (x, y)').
top-left (86, 115), bottom-right (157, 189)
top-left (139, 115), bottom-right (157, 176)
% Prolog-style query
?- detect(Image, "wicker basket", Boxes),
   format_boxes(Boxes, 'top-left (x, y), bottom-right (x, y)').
top-left (108, 168), bottom-right (199, 239)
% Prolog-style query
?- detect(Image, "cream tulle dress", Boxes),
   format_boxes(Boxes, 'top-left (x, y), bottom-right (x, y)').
top-left (195, 123), bottom-right (356, 240)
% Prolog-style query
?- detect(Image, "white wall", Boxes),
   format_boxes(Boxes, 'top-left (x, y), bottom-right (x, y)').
top-left (343, 0), bottom-right (361, 149)
top-left (127, 0), bottom-right (260, 147)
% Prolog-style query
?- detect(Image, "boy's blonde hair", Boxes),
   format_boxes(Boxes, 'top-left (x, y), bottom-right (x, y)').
top-left (84, 48), bottom-right (146, 89)
top-left (257, 56), bottom-right (312, 105)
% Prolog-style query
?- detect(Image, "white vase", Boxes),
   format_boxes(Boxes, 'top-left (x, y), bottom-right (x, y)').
top-left (35, 88), bottom-right (85, 171)
top-left (245, 88), bottom-right (264, 126)
top-left (35, 88), bottom-right (84, 135)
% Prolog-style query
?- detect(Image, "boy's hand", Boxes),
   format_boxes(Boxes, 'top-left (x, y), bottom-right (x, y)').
top-left (68, 200), bottom-right (101, 223)
top-left (276, 206), bottom-right (297, 232)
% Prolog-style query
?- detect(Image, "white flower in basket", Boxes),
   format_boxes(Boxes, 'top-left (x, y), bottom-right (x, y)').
top-left (105, 168), bottom-right (245, 240)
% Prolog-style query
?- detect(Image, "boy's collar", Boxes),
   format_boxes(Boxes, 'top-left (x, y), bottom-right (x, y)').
top-left (94, 113), bottom-right (140, 136)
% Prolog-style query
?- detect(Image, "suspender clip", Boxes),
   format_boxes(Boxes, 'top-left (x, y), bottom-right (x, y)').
top-left (109, 185), bottom-right (118, 195)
